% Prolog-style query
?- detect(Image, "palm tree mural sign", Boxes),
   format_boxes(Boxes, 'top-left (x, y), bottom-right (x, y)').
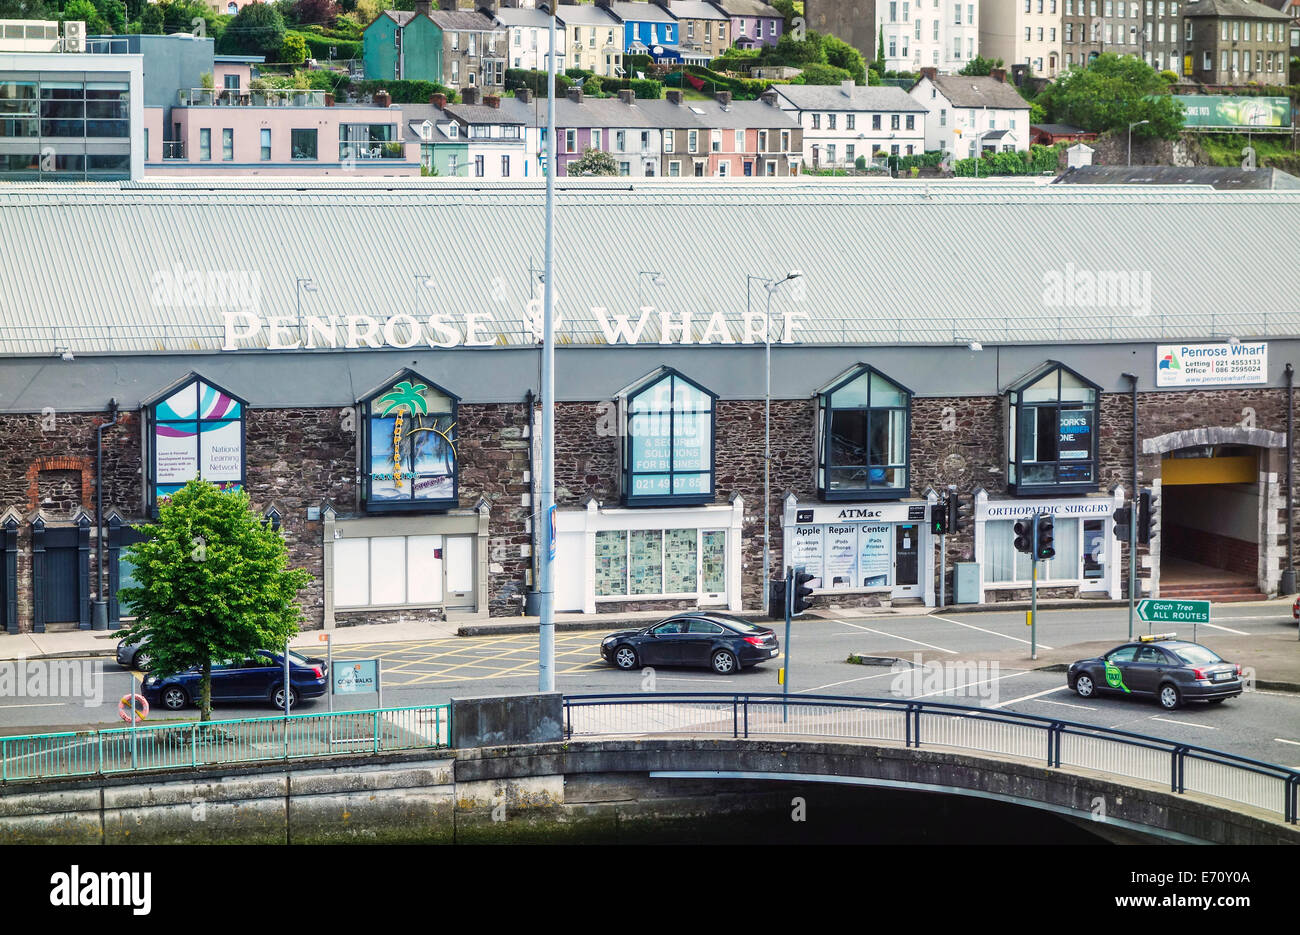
top-left (372, 380), bottom-right (457, 500)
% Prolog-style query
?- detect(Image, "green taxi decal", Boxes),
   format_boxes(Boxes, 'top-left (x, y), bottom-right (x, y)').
top-left (1104, 660), bottom-right (1130, 693)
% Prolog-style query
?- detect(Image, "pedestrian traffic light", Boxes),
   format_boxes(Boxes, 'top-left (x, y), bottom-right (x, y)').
top-left (1035, 513), bottom-right (1055, 560)
top-left (768, 578), bottom-right (787, 620)
top-left (1013, 519), bottom-right (1034, 554)
top-left (1113, 506), bottom-right (1131, 540)
top-left (792, 569), bottom-right (815, 615)
top-left (947, 492), bottom-right (961, 533)
top-left (931, 501), bottom-right (948, 535)
top-left (1138, 488), bottom-right (1160, 544)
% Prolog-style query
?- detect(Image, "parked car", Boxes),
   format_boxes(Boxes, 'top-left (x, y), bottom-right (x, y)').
top-left (1066, 634), bottom-right (1242, 710)
top-left (600, 612), bottom-right (779, 674)
top-left (142, 649), bottom-right (328, 711)
top-left (115, 636), bottom-right (152, 671)
top-left (1292, 596), bottom-right (1299, 621)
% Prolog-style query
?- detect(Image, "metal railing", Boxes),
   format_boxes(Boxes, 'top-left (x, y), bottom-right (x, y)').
top-left (0, 704), bottom-right (450, 783)
top-left (562, 693), bottom-right (1300, 824)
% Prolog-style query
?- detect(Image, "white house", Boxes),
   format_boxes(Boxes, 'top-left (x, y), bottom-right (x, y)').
top-left (908, 69), bottom-right (1031, 156)
top-left (555, 2), bottom-right (625, 77)
top-left (876, 0), bottom-right (981, 73)
top-left (774, 81), bottom-right (927, 169)
top-left (494, 5), bottom-right (566, 72)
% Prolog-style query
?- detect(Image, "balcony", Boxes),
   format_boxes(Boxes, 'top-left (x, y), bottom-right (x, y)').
top-left (177, 88), bottom-right (328, 107)
top-left (339, 140), bottom-right (405, 160)
top-left (162, 140), bottom-right (185, 159)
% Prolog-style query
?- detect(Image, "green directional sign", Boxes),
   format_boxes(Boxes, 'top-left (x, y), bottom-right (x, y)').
top-left (1136, 599), bottom-right (1211, 624)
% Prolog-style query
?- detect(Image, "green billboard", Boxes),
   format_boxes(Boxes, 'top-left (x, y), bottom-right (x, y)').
top-left (1174, 95), bottom-right (1293, 129)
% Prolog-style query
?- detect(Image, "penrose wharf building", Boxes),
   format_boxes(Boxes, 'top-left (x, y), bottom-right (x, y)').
top-left (0, 178), bottom-right (1296, 635)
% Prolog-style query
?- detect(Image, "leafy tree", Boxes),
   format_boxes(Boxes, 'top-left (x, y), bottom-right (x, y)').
top-left (63, 0), bottom-right (110, 33)
top-left (876, 30), bottom-right (884, 70)
top-left (768, 28), bottom-right (824, 65)
top-left (1034, 53), bottom-right (1183, 139)
top-left (217, 1), bottom-right (286, 56)
top-left (280, 31), bottom-right (308, 63)
top-left (567, 146), bottom-right (619, 176)
top-left (93, 0), bottom-right (126, 32)
top-left (0, 0), bottom-right (50, 16)
top-left (139, 1), bottom-right (164, 32)
top-left (958, 55), bottom-right (1004, 76)
top-left (115, 481), bottom-right (311, 722)
top-left (797, 62), bottom-right (852, 85)
top-left (289, 0), bottom-right (338, 27)
top-left (823, 33), bottom-right (866, 84)
top-left (771, 0), bottom-right (797, 30)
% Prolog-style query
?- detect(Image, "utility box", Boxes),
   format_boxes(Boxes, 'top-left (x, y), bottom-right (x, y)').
top-left (954, 563), bottom-right (980, 605)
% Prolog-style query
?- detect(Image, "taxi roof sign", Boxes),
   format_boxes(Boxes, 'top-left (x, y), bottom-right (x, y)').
top-left (1139, 632), bottom-right (1177, 642)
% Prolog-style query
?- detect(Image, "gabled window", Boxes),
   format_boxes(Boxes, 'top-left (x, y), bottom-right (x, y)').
top-left (816, 365), bottom-right (911, 501)
top-left (1005, 361), bottom-right (1101, 495)
top-left (359, 370), bottom-right (459, 512)
top-left (620, 368), bottom-right (717, 507)
top-left (144, 373), bottom-right (247, 514)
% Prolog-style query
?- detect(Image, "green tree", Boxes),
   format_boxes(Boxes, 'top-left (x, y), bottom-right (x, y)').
top-left (0, 0), bottom-right (51, 16)
top-left (958, 55), bottom-right (1004, 76)
top-left (823, 33), bottom-right (866, 84)
top-left (876, 30), bottom-right (884, 70)
top-left (567, 146), bottom-right (619, 176)
top-left (280, 30), bottom-right (308, 63)
top-left (115, 481), bottom-right (311, 722)
top-left (769, 28), bottom-right (824, 65)
top-left (797, 62), bottom-right (852, 84)
top-left (217, 1), bottom-right (286, 56)
top-left (63, 0), bottom-right (109, 33)
top-left (771, 0), bottom-right (797, 30)
top-left (1035, 53), bottom-right (1183, 138)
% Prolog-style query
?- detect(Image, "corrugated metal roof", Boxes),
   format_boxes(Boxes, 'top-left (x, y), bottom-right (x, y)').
top-left (1, 181), bottom-right (1296, 356)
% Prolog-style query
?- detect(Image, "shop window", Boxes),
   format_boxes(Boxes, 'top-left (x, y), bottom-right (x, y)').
top-left (985, 517), bottom-right (1081, 582)
top-left (333, 534), bottom-right (447, 607)
top-left (1005, 361), bottom-right (1101, 495)
top-left (143, 373), bottom-right (247, 513)
top-left (816, 365), bottom-right (911, 501)
top-left (594, 527), bottom-right (726, 597)
top-left (359, 369), bottom-right (459, 513)
top-left (619, 368), bottom-right (717, 507)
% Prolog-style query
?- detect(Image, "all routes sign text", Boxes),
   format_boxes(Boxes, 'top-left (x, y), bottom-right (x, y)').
top-left (1136, 599), bottom-right (1211, 624)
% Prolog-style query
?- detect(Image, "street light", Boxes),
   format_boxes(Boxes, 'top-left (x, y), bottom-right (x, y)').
top-left (748, 269), bottom-right (802, 607)
top-left (637, 270), bottom-right (666, 310)
top-left (295, 277), bottom-right (318, 343)
top-left (1127, 119), bottom-right (1149, 167)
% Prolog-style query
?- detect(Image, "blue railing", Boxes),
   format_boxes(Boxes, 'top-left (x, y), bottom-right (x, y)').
top-left (562, 692), bottom-right (1300, 824)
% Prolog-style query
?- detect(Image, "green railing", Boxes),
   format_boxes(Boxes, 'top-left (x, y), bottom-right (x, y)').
top-left (0, 705), bottom-right (450, 783)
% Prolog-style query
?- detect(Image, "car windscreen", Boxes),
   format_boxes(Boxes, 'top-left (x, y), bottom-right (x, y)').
top-left (1171, 645), bottom-right (1223, 666)
top-left (713, 615), bottom-right (764, 633)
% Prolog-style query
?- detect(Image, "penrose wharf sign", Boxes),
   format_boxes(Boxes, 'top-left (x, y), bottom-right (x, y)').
top-left (221, 308), bottom-right (812, 351)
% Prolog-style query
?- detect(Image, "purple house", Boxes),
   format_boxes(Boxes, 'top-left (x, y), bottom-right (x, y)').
top-left (710, 0), bottom-right (784, 48)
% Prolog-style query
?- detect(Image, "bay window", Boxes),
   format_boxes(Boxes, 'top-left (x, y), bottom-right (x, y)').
top-left (1005, 361), bottom-right (1101, 494)
top-left (359, 369), bottom-right (459, 512)
top-left (621, 368), bottom-right (717, 506)
top-left (817, 365), bottom-right (911, 500)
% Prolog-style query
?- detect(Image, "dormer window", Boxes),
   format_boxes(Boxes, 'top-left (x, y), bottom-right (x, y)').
top-left (1005, 361), bottom-right (1101, 495)
top-left (359, 370), bottom-right (459, 512)
top-left (817, 365), bottom-right (911, 500)
top-left (620, 368), bottom-right (717, 507)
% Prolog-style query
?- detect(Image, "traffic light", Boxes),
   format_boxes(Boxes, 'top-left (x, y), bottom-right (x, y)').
top-left (1138, 488), bottom-right (1160, 544)
top-left (947, 492), bottom-right (961, 533)
top-left (1035, 513), bottom-right (1055, 560)
top-left (768, 578), bottom-right (787, 620)
top-left (1113, 506), bottom-right (1132, 541)
top-left (931, 500), bottom-right (948, 535)
top-left (792, 568), bottom-right (815, 615)
top-left (1013, 519), bottom-right (1034, 554)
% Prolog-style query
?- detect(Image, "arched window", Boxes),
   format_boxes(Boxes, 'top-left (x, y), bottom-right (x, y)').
top-left (817, 365), bottom-right (912, 500)
top-left (1005, 360), bottom-right (1101, 494)
top-left (359, 369), bottom-right (459, 512)
top-left (620, 368), bottom-right (716, 506)
top-left (144, 373), bottom-right (246, 513)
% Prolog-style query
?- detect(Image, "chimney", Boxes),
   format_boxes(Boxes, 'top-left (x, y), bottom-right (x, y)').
top-left (414, 0), bottom-right (431, 15)
top-left (760, 89), bottom-right (777, 106)
top-left (324, 92), bottom-right (334, 106)
top-left (716, 90), bottom-right (732, 107)
top-left (484, 94), bottom-right (500, 108)
top-left (515, 87), bottom-right (532, 103)
top-left (990, 68), bottom-right (1006, 83)
top-left (461, 86), bottom-right (480, 105)
top-left (920, 66), bottom-right (937, 81)
top-left (374, 89), bottom-right (391, 108)
top-left (431, 92), bottom-right (448, 108)
top-left (618, 89), bottom-right (635, 104)
top-left (567, 87), bottom-right (583, 103)
top-left (666, 89), bottom-right (683, 105)
top-left (840, 79), bottom-right (854, 97)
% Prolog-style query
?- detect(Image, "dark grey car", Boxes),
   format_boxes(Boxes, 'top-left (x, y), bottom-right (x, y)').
top-left (1067, 637), bottom-right (1242, 710)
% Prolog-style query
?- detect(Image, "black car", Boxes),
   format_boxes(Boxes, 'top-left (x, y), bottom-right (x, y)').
top-left (600, 613), bottom-right (779, 674)
top-left (142, 649), bottom-right (328, 711)
top-left (1066, 635), bottom-right (1242, 710)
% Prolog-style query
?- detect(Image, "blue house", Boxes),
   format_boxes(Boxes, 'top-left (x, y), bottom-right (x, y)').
top-left (601, 0), bottom-right (679, 58)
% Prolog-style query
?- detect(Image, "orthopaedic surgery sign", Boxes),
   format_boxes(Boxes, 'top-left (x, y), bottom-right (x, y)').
top-left (1156, 342), bottom-right (1268, 387)
top-left (221, 308), bottom-right (812, 351)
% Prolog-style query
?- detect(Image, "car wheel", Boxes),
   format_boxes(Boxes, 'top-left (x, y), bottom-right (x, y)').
top-left (711, 650), bottom-right (737, 674)
top-left (614, 646), bottom-right (638, 670)
top-left (1158, 683), bottom-right (1182, 710)
top-left (161, 686), bottom-right (188, 711)
top-left (272, 685), bottom-right (299, 709)
top-left (1074, 674), bottom-right (1095, 698)
top-left (136, 651), bottom-right (152, 671)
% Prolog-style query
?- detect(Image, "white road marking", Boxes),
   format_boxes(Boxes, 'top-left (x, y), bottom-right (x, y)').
top-left (930, 614), bottom-right (1053, 650)
top-left (832, 620), bottom-right (958, 654)
top-left (1150, 716), bottom-right (1216, 730)
top-left (1193, 621), bottom-right (1250, 635)
top-left (910, 669), bottom-right (1032, 699)
top-left (988, 685), bottom-right (1070, 709)
top-left (0, 702), bottom-right (66, 708)
top-left (1038, 698), bottom-right (1097, 711)
top-left (1273, 738), bottom-right (1300, 747)
top-left (797, 670), bottom-right (900, 694)
top-left (657, 677), bottom-right (735, 683)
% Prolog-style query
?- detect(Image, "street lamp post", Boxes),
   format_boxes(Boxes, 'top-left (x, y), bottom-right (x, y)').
top-left (538, 2), bottom-right (558, 693)
top-left (295, 277), bottom-right (317, 343)
top-left (1127, 119), bottom-right (1149, 167)
top-left (637, 270), bottom-right (666, 310)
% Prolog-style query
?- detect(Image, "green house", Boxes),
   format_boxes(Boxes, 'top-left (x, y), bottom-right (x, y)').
top-left (363, 9), bottom-right (443, 83)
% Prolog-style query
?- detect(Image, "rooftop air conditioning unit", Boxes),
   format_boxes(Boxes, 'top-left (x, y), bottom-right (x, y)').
top-left (63, 20), bottom-right (85, 53)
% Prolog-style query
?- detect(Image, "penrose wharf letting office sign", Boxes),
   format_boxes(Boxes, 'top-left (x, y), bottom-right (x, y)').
top-left (221, 308), bottom-right (813, 351)
top-left (1156, 342), bottom-right (1268, 387)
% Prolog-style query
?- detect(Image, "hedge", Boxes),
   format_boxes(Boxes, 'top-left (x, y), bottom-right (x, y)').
top-left (292, 31), bottom-right (360, 61)
top-left (598, 76), bottom-right (663, 100)
top-left (506, 68), bottom-right (572, 97)
top-left (952, 143), bottom-right (1064, 176)
top-left (347, 79), bottom-right (458, 104)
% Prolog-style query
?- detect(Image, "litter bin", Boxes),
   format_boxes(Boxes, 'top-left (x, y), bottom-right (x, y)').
top-left (954, 563), bottom-right (980, 605)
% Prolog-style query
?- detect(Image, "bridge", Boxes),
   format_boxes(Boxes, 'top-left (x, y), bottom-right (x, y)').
top-left (1, 693), bottom-right (1296, 844)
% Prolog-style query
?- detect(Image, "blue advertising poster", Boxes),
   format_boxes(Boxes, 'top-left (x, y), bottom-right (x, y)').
top-left (333, 660), bottom-right (379, 695)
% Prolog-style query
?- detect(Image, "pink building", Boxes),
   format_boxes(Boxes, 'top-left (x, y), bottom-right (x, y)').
top-left (144, 89), bottom-right (420, 177)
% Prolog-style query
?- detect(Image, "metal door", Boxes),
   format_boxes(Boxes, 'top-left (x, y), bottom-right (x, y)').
top-left (42, 547), bottom-right (79, 624)
top-left (893, 523), bottom-right (920, 596)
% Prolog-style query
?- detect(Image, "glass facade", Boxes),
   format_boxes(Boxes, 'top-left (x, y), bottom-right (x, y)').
top-left (1006, 362), bottom-right (1100, 493)
top-left (0, 75), bottom-right (130, 180)
top-left (818, 366), bottom-right (911, 500)
top-left (622, 369), bottom-right (716, 506)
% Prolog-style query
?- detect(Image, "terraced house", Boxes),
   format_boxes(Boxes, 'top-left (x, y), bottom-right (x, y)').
top-left (1182, 0), bottom-right (1292, 85)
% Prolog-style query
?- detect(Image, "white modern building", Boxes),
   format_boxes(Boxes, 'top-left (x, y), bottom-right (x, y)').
top-left (909, 70), bottom-right (1030, 156)
top-left (877, 0), bottom-right (981, 73)
top-left (978, 0), bottom-right (1063, 76)
top-left (775, 82), bottom-right (928, 169)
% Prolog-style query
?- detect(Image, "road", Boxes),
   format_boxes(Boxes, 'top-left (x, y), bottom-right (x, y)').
top-left (3, 602), bottom-right (1297, 768)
